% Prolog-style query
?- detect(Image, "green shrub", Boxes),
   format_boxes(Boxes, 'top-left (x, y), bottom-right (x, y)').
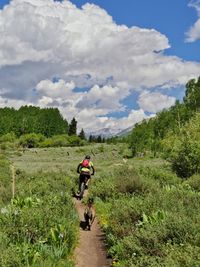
top-left (164, 244), bottom-right (200, 267)
top-left (171, 139), bottom-right (200, 178)
top-left (115, 168), bottom-right (154, 195)
top-left (39, 138), bottom-right (54, 147)
top-left (91, 160), bottom-right (200, 267)
top-left (19, 133), bottom-right (45, 148)
top-left (39, 135), bottom-right (83, 148)
top-left (0, 156), bottom-right (12, 205)
top-left (186, 174), bottom-right (200, 191)
top-left (0, 132), bottom-right (16, 143)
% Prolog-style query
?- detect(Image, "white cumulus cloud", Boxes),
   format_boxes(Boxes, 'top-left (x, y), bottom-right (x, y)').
top-left (138, 91), bottom-right (176, 113)
top-left (186, 0), bottom-right (200, 42)
top-left (0, 0), bottom-right (199, 133)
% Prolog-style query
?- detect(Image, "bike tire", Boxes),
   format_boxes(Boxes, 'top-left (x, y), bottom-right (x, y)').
top-left (79, 182), bottom-right (85, 199)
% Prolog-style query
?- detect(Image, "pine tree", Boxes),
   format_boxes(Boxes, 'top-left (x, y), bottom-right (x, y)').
top-left (97, 135), bottom-right (102, 143)
top-left (68, 117), bottom-right (77, 136)
top-left (89, 135), bottom-right (94, 142)
top-left (78, 128), bottom-right (86, 140)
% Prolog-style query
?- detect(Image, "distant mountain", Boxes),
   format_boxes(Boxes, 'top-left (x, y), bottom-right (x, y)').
top-left (115, 125), bottom-right (133, 137)
top-left (86, 125), bottom-right (134, 138)
top-left (87, 127), bottom-right (121, 138)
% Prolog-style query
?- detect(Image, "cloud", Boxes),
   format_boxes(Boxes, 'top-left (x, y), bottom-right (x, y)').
top-left (186, 19), bottom-right (200, 42)
top-left (67, 107), bottom-right (149, 135)
top-left (0, 95), bottom-right (32, 109)
top-left (138, 91), bottom-right (176, 113)
top-left (36, 79), bottom-right (76, 98)
top-left (34, 79), bottom-right (130, 129)
top-left (33, 78), bottom-right (145, 132)
top-left (0, 0), bottom-right (200, 133)
top-left (75, 85), bottom-right (129, 111)
top-left (189, 0), bottom-right (200, 16)
top-left (186, 0), bottom-right (200, 42)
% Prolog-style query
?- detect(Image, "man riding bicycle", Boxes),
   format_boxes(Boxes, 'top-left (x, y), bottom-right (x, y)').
top-left (77, 155), bottom-right (95, 196)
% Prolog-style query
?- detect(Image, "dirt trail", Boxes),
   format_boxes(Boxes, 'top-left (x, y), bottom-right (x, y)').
top-left (74, 197), bottom-right (110, 267)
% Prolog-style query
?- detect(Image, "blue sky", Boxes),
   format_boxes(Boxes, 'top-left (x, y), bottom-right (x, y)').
top-left (70, 0), bottom-right (200, 60)
top-left (0, 0), bottom-right (200, 134)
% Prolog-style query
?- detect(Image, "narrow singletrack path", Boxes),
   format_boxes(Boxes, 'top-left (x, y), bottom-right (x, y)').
top-left (74, 197), bottom-right (110, 267)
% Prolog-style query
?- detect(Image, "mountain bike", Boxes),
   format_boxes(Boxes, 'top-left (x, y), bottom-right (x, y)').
top-left (79, 174), bottom-right (90, 200)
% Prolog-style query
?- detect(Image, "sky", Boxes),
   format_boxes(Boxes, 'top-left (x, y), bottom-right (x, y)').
top-left (0, 0), bottom-right (200, 135)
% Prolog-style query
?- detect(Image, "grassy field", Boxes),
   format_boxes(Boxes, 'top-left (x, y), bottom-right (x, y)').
top-left (0, 143), bottom-right (130, 267)
top-left (1, 143), bottom-right (199, 267)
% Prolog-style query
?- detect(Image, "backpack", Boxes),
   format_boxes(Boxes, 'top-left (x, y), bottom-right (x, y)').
top-left (81, 159), bottom-right (90, 168)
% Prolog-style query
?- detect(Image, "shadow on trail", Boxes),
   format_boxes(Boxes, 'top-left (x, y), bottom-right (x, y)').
top-left (80, 221), bottom-right (87, 230)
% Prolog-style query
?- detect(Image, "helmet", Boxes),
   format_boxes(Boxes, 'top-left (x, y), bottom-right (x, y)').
top-left (85, 155), bottom-right (90, 159)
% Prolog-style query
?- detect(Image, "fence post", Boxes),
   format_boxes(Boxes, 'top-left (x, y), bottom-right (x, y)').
top-left (11, 165), bottom-right (15, 198)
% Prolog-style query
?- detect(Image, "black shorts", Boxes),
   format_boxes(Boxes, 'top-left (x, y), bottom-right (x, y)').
top-left (79, 172), bottom-right (91, 183)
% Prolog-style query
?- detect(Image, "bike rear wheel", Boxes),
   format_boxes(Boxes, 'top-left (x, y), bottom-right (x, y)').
top-left (79, 182), bottom-right (85, 199)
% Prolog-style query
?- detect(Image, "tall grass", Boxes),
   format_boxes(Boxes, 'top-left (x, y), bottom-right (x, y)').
top-left (0, 154), bottom-right (12, 204)
top-left (0, 151), bottom-right (79, 266)
top-left (0, 143), bottom-right (126, 266)
top-left (3, 143), bottom-right (199, 266)
top-left (90, 159), bottom-right (200, 266)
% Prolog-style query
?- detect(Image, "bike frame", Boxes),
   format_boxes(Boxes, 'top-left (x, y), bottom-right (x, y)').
top-left (79, 175), bottom-right (89, 199)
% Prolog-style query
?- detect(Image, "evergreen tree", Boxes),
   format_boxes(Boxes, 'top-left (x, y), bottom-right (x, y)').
top-left (68, 117), bottom-right (77, 136)
top-left (97, 135), bottom-right (102, 143)
top-left (89, 135), bottom-right (93, 142)
top-left (78, 128), bottom-right (86, 140)
top-left (89, 135), bottom-right (96, 142)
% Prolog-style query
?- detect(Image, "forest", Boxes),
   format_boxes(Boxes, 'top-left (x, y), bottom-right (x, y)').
top-left (0, 106), bottom-right (69, 137)
top-left (127, 76), bottom-right (200, 178)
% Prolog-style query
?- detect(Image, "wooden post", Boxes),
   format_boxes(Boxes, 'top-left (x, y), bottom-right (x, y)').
top-left (11, 165), bottom-right (15, 198)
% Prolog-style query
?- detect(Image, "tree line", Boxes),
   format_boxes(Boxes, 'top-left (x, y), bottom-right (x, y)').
top-left (0, 106), bottom-right (68, 137)
top-left (0, 106), bottom-right (88, 139)
top-left (128, 76), bottom-right (200, 178)
top-left (0, 105), bottom-right (109, 146)
top-left (129, 77), bottom-right (200, 155)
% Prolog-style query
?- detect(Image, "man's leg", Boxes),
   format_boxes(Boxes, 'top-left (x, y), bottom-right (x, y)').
top-left (85, 175), bottom-right (91, 188)
top-left (78, 174), bottom-right (83, 192)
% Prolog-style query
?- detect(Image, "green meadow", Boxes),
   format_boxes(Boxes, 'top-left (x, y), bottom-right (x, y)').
top-left (0, 143), bottom-right (200, 266)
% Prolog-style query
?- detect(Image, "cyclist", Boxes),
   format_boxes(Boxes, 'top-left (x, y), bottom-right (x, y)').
top-left (77, 155), bottom-right (95, 195)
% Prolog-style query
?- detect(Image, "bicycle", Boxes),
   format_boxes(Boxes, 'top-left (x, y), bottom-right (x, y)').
top-left (79, 174), bottom-right (89, 200)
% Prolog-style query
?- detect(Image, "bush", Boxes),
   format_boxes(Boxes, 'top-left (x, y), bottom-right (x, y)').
top-left (0, 155), bottom-right (12, 205)
top-left (0, 132), bottom-right (16, 143)
top-left (91, 160), bottom-right (200, 267)
top-left (19, 133), bottom-right (45, 148)
top-left (171, 139), bottom-right (200, 178)
top-left (186, 174), bottom-right (200, 191)
top-left (39, 135), bottom-right (83, 148)
top-left (139, 166), bottom-right (180, 187)
top-left (115, 168), bottom-right (153, 195)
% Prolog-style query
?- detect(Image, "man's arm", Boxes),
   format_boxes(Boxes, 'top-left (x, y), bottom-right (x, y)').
top-left (90, 162), bottom-right (95, 175)
top-left (77, 163), bottom-right (81, 173)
